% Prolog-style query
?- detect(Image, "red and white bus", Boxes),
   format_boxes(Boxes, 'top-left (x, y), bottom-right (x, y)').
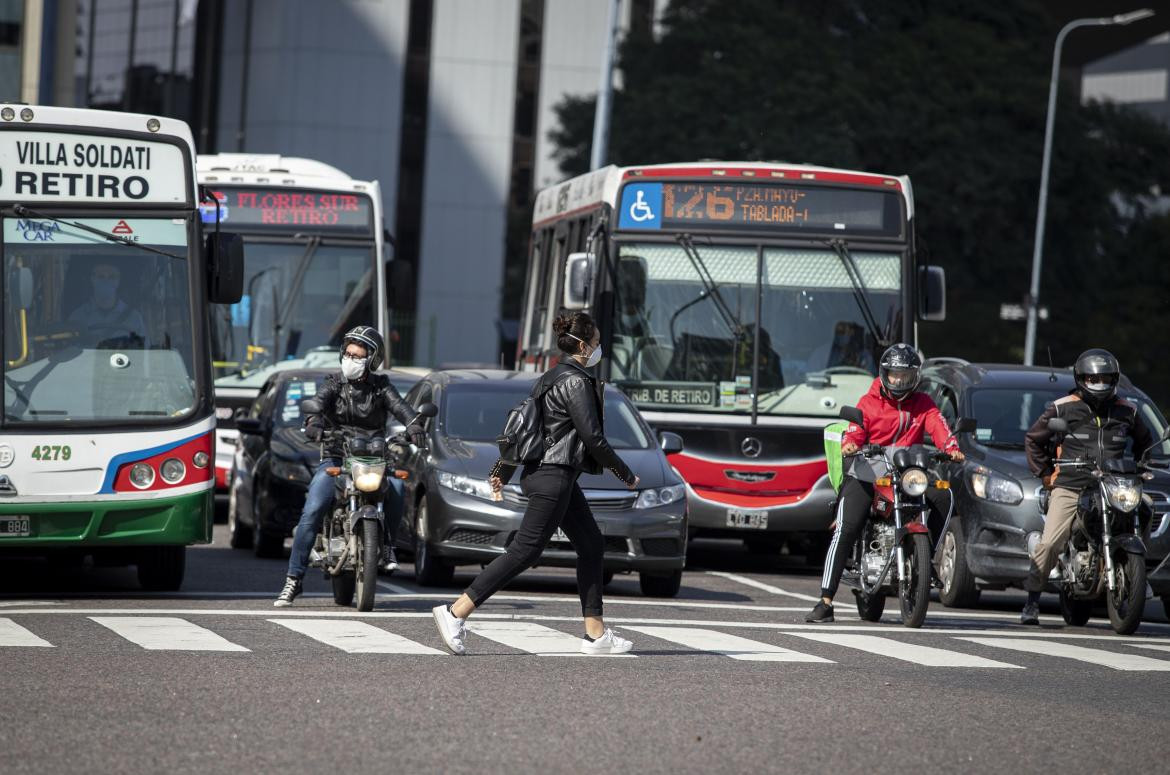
top-left (519, 162), bottom-right (946, 553)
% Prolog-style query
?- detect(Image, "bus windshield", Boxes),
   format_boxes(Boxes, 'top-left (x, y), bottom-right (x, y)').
top-left (610, 242), bottom-right (902, 417)
top-left (2, 216), bottom-right (197, 424)
top-left (212, 240), bottom-right (376, 383)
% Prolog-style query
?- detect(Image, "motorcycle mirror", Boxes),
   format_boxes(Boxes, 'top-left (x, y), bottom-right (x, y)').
top-left (955, 417), bottom-right (977, 434)
top-left (417, 402), bottom-right (438, 418)
top-left (839, 406), bottom-right (864, 427)
top-left (1046, 417), bottom-right (1069, 434)
top-left (300, 398), bottom-right (323, 415)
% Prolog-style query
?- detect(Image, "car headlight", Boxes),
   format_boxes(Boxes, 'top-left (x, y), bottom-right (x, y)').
top-left (635, 484), bottom-right (686, 510)
top-left (1104, 477), bottom-right (1141, 513)
top-left (969, 467), bottom-right (1024, 505)
top-left (900, 468), bottom-right (929, 497)
top-left (436, 470), bottom-right (496, 501)
top-left (270, 456), bottom-right (311, 484)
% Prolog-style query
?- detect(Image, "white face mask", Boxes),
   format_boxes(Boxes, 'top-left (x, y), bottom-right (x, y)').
top-left (341, 357), bottom-right (368, 382)
top-left (567, 333), bottom-right (602, 368)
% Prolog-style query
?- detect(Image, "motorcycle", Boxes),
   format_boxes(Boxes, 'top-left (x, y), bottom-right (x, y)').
top-left (837, 406), bottom-right (975, 628)
top-left (300, 400), bottom-right (437, 612)
top-left (1042, 416), bottom-right (1169, 634)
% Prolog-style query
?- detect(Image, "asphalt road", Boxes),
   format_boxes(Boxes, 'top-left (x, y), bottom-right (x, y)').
top-left (2, 528), bottom-right (1169, 775)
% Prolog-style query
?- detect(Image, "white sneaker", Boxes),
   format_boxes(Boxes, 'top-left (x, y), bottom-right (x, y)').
top-left (432, 604), bottom-right (466, 655)
top-left (580, 628), bottom-right (633, 655)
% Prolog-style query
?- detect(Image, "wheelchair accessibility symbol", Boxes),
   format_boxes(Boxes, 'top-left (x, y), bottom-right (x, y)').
top-left (618, 183), bottom-right (662, 230)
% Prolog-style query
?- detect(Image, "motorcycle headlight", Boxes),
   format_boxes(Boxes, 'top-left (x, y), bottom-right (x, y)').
top-left (436, 470), bottom-right (496, 501)
top-left (635, 484), bottom-right (686, 510)
top-left (900, 468), bottom-right (929, 497)
top-left (350, 458), bottom-right (386, 493)
top-left (1104, 477), bottom-right (1141, 513)
top-left (969, 467), bottom-right (1024, 505)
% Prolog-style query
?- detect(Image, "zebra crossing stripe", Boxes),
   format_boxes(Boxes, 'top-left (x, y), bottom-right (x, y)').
top-left (626, 626), bottom-right (833, 662)
top-left (90, 617), bottom-right (250, 652)
top-left (959, 637), bottom-right (1170, 671)
top-left (269, 619), bottom-right (444, 654)
top-left (465, 621), bottom-right (635, 657)
top-left (0, 617), bottom-right (53, 648)
top-left (1129, 643), bottom-right (1170, 655)
top-left (785, 633), bottom-right (1022, 668)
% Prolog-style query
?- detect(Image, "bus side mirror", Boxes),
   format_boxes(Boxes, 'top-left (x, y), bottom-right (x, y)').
top-left (206, 231), bottom-right (245, 304)
top-left (658, 431), bottom-right (684, 456)
top-left (919, 265), bottom-right (946, 322)
top-left (563, 252), bottom-right (595, 310)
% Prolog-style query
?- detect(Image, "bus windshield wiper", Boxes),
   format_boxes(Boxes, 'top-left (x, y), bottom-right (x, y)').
top-left (824, 238), bottom-right (888, 349)
top-left (274, 235), bottom-right (322, 360)
top-left (12, 204), bottom-right (184, 260)
top-left (675, 234), bottom-right (745, 339)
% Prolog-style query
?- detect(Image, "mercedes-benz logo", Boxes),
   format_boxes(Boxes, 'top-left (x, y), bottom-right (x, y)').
top-left (740, 437), bottom-right (762, 458)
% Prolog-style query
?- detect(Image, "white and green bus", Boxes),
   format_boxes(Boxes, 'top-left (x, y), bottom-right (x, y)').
top-left (0, 105), bottom-right (242, 589)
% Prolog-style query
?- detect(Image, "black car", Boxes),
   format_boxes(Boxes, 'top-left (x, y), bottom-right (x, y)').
top-left (918, 359), bottom-right (1170, 613)
top-left (396, 369), bottom-right (689, 597)
top-left (225, 367), bottom-right (422, 557)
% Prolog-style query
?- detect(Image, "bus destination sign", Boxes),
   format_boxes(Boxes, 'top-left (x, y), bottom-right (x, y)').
top-left (200, 186), bottom-right (374, 236)
top-left (616, 180), bottom-right (902, 237)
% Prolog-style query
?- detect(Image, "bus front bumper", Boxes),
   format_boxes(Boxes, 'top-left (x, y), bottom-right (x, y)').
top-left (685, 476), bottom-right (837, 535)
top-left (0, 490), bottom-right (213, 547)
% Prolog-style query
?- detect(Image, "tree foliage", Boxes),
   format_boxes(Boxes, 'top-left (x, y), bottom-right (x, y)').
top-left (550, 0), bottom-right (1170, 406)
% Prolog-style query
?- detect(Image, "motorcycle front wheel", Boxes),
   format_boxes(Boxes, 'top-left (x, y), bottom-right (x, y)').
top-left (354, 519), bottom-right (381, 612)
top-left (1059, 586), bottom-right (1093, 626)
top-left (1106, 551), bottom-right (1146, 635)
top-left (899, 533), bottom-right (931, 628)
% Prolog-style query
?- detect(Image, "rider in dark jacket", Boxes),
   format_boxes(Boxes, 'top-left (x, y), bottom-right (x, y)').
top-left (274, 326), bottom-right (424, 607)
top-left (1018, 349), bottom-right (1154, 624)
top-left (431, 312), bottom-right (640, 656)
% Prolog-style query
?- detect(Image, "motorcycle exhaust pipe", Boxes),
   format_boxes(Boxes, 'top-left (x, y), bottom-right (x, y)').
top-left (326, 543), bottom-right (351, 576)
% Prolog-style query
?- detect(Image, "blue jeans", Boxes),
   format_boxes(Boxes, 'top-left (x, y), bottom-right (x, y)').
top-left (285, 459), bottom-right (406, 580)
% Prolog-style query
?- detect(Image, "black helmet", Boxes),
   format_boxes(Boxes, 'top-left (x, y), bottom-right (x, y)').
top-left (878, 343), bottom-right (922, 400)
top-left (341, 325), bottom-right (385, 371)
top-left (1074, 348), bottom-right (1120, 408)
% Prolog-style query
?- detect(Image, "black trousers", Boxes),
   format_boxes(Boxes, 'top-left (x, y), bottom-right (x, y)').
top-left (820, 476), bottom-right (954, 599)
top-left (465, 464), bottom-right (605, 616)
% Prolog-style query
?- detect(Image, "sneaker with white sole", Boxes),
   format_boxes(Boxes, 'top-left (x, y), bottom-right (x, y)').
top-left (380, 545), bottom-right (399, 574)
top-left (432, 604), bottom-right (466, 655)
top-left (580, 628), bottom-right (633, 655)
top-left (273, 576), bottom-right (302, 608)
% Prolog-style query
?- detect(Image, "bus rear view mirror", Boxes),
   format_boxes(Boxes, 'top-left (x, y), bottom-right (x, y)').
top-left (918, 265), bottom-right (946, 322)
top-left (563, 252), bottom-right (595, 310)
top-left (206, 231), bottom-right (245, 304)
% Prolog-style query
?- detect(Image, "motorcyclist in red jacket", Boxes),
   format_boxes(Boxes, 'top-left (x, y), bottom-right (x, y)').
top-left (806, 344), bottom-right (964, 623)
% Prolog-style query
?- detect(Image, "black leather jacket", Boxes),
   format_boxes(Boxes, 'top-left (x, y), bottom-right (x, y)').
top-left (305, 372), bottom-right (419, 459)
top-left (497, 361), bottom-right (636, 486)
top-left (1025, 390), bottom-right (1154, 491)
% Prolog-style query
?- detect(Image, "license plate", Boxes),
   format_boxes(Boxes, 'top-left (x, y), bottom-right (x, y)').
top-left (0, 516), bottom-right (31, 537)
top-left (726, 509), bottom-right (768, 529)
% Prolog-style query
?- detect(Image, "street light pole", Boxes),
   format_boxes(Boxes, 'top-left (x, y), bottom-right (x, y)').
top-left (590, 0), bottom-right (622, 171)
top-left (1023, 8), bottom-right (1154, 366)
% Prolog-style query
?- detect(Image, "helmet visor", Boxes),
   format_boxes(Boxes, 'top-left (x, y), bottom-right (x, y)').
top-left (884, 368), bottom-right (918, 391)
top-left (1081, 373), bottom-right (1118, 394)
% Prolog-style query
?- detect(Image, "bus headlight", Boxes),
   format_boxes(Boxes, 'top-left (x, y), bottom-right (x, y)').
top-left (160, 458), bottom-right (186, 484)
top-left (192, 451), bottom-right (210, 469)
top-left (900, 468), bottom-right (929, 497)
top-left (129, 463), bottom-right (155, 489)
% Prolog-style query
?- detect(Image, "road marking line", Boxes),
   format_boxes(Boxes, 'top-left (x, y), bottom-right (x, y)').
top-left (626, 626), bottom-right (832, 662)
top-left (90, 617), bottom-right (250, 652)
top-left (376, 581), bottom-right (414, 595)
top-left (786, 633), bottom-right (1022, 668)
top-left (1129, 643), bottom-right (1170, 654)
top-left (0, 617), bottom-right (53, 647)
top-left (269, 619), bottom-right (444, 655)
top-left (959, 637), bottom-right (1170, 671)
top-left (465, 621), bottom-right (635, 657)
top-left (703, 571), bottom-right (821, 602)
top-left (0, 600), bottom-right (62, 607)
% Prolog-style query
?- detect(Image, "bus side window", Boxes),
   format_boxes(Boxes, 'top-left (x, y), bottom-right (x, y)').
top-left (525, 231), bottom-right (553, 351)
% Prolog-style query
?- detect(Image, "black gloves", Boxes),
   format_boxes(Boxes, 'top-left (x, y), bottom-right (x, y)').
top-left (303, 419), bottom-right (324, 442)
top-left (405, 419), bottom-right (426, 447)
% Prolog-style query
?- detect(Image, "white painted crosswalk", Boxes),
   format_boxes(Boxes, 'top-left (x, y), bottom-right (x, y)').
top-left (958, 637), bottom-right (1170, 671)
top-left (270, 618), bottom-right (444, 654)
top-left (3, 614), bottom-right (1170, 671)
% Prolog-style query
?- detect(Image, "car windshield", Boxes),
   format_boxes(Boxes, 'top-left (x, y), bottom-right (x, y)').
top-left (211, 240), bottom-right (376, 384)
top-left (442, 383), bottom-right (650, 449)
top-left (969, 387), bottom-right (1170, 459)
top-left (273, 374), bottom-right (418, 428)
top-left (610, 242), bottom-right (901, 417)
top-left (3, 216), bottom-right (197, 424)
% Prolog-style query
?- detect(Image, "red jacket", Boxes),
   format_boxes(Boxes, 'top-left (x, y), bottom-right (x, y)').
top-left (843, 379), bottom-right (958, 453)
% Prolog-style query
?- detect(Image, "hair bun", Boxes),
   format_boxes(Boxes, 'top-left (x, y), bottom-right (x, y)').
top-left (552, 313), bottom-right (573, 336)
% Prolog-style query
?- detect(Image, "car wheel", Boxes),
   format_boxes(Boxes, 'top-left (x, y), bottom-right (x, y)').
top-left (639, 569), bottom-right (682, 598)
top-left (227, 472), bottom-right (254, 550)
top-left (137, 546), bottom-right (186, 591)
top-left (413, 497), bottom-right (453, 587)
top-left (937, 522), bottom-right (980, 608)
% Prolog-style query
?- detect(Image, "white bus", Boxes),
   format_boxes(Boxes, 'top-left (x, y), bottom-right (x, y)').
top-left (520, 162), bottom-right (946, 554)
top-left (196, 154), bottom-right (392, 491)
top-left (0, 105), bottom-right (243, 588)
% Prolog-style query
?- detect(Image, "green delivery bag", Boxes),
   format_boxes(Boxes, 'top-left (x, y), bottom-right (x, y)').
top-left (823, 420), bottom-right (849, 493)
